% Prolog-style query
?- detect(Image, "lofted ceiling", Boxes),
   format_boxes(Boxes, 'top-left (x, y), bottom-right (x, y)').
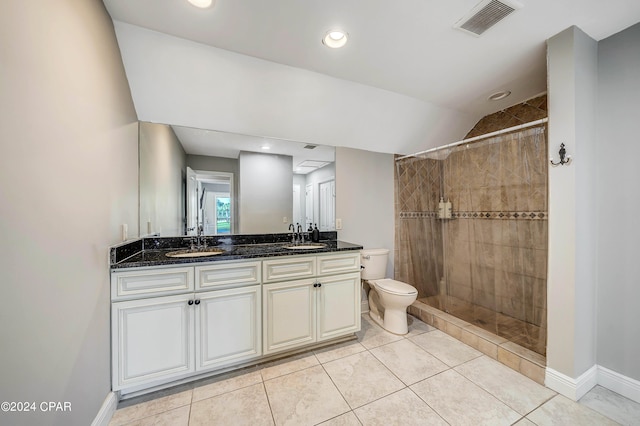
top-left (103, 0), bottom-right (640, 155)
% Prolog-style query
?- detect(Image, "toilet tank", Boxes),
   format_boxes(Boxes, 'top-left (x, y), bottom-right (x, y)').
top-left (360, 248), bottom-right (389, 280)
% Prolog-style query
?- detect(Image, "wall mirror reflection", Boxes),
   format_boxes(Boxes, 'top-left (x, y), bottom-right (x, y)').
top-left (139, 121), bottom-right (336, 237)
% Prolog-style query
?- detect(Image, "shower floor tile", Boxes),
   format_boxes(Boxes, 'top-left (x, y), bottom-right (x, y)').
top-left (420, 295), bottom-right (546, 356)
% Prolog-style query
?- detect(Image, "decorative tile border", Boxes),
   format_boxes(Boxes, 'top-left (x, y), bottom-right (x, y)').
top-left (399, 211), bottom-right (547, 220)
top-left (398, 211), bottom-right (439, 219)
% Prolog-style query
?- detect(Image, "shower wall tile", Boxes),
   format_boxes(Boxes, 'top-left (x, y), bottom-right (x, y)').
top-left (500, 246), bottom-right (524, 274)
top-left (448, 262), bottom-right (471, 287)
top-left (464, 95), bottom-right (547, 139)
top-left (474, 288), bottom-right (497, 311)
top-left (448, 219), bottom-right (470, 242)
top-left (450, 282), bottom-right (473, 303)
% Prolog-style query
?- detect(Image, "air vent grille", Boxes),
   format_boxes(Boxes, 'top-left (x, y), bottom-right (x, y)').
top-left (454, 0), bottom-right (522, 36)
top-left (303, 144), bottom-right (318, 150)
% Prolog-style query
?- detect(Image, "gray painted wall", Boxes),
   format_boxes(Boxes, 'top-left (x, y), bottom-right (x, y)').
top-left (139, 122), bottom-right (186, 236)
top-left (336, 147), bottom-right (395, 278)
top-left (0, 1), bottom-right (139, 425)
top-left (238, 152), bottom-right (293, 233)
top-left (596, 22), bottom-right (640, 381)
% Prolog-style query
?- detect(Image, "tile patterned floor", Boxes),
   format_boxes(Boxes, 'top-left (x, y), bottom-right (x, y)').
top-left (109, 314), bottom-right (634, 426)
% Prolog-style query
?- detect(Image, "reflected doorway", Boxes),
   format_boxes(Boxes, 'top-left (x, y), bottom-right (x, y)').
top-left (186, 168), bottom-right (234, 235)
top-left (318, 179), bottom-right (335, 231)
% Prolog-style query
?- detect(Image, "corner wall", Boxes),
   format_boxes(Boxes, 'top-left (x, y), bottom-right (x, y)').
top-left (546, 26), bottom-right (598, 398)
top-left (0, 1), bottom-right (138, 424)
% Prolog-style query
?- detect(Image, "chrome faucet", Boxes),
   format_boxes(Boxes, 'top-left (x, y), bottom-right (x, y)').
top-left (297, 223), bottom-right (305, 244)
top-left (288, 223), bottom-right (296, 244)
top-left (197, 224), bottom-right (207, 249)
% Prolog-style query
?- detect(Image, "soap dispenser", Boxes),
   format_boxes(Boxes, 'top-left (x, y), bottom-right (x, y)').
top-left (312, 224), bottom-right (320, 243)
top-left (438, 197), bottom-right (445, 219)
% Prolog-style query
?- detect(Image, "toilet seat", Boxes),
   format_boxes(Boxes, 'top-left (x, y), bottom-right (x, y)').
top-left (371, 278), bottom-right (418, 296)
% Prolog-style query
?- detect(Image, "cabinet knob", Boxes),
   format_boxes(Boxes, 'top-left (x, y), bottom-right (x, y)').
top-left (188, 300), bottom-right (194, 305)
top-left (318, 283), bottom-right (322, 287)
top-left (195, 299), bottom-right (201, 305)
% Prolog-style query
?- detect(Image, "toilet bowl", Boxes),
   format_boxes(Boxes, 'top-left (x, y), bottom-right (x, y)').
top-left (361, 249), bottom-right (418, 335)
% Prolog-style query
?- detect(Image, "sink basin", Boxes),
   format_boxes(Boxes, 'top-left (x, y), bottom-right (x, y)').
top-left (165, 248), bottom-right (225, 258)
top-left (283, 243), bottom-right (327, 250)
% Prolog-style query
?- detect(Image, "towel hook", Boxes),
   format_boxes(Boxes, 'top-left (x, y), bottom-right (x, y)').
top-left (550, 143), bottom-right (571, 166)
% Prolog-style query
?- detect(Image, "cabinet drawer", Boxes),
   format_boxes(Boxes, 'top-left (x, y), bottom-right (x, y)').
top-left (317, 252), bottom-right (361, 276)
top-left (111, 267), bottom-right (194, 300)
top-left (196, 261), bottom-right (261, 290)
top-left (263, 256), bottom-right (316, 283)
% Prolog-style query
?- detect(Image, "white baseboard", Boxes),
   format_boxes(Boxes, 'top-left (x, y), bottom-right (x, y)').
top-left (598, 365), bottom-right (640, 404)
top-left (545, 365), bottom-right (598, 401)
top-left (91, 391), bottom-right (118, 426)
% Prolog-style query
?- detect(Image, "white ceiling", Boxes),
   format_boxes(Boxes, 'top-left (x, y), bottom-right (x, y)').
top-left (172, 125), bottom-right (335, 174)
top-left (104, 0), bottom-right (640, 155)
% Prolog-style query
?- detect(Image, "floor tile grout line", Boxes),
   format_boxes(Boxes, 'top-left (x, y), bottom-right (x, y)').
top-left (404, 384), bottom-right (452, 426)
top-left (191, 376), bottom-right (264, 404)
top-left (259, 380), bottom-right (277, 426)
top-left (452, 355), bottom-right (557, 418)
top-left (111, 391), bottom-right (194, 425)
top-left (318, 354), bottom-right (361, 412)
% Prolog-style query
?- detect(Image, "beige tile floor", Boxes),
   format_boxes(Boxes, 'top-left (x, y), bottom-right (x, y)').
top-left (109, 314), bottom-right (633, 426)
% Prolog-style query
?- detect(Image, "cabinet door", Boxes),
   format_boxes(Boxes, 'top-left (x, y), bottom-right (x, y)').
top-left (263, 279), bottom-right (316, 355)
top-left (317, 272), bottom-right (361, 341)
top-left (112, 294), bottom-right (195, 390)
top-left (196, 286), bottom-right (262, 371)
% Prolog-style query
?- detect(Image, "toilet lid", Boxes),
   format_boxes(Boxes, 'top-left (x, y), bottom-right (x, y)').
top-left (372, 279), bottom-right (417, 295)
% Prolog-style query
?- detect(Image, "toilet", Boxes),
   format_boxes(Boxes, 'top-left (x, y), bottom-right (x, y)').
top-left (361, 249), bottom-right (418, 335)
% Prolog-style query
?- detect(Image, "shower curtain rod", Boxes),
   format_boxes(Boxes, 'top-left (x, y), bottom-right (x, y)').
top-left (395, 117), bottom-right (548, 161)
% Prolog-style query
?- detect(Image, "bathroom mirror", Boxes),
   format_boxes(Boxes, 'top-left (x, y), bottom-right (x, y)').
top-left (139, 122), bottom-right (336, 237)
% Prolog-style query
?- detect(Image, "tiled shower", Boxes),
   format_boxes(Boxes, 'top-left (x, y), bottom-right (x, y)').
top-left (394, 98), bottom-right (548, 357)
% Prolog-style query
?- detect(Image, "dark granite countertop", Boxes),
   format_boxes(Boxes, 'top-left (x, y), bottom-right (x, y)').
top-left (110, 233), bottom-right (363, 270)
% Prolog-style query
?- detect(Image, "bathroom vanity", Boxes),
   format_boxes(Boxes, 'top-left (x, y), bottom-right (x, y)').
top-left (110, 236), bottom-right (362, 396)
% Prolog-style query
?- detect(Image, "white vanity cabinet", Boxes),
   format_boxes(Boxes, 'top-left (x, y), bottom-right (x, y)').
top-left (111, 251), bottom-right (360, 394)
top-left (111, 260), bottom-right (262, 393)
top-left (262, 252), bottom-right (361, 355)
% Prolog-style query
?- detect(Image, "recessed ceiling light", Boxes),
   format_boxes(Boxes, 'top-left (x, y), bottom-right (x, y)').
top-left (488, 90), bottom-right (511, 101)
top-left (322, 30), bottom-right (348, 48)
top-left (261, 145), bottom-right (270, 150)
top-left (188, 0), bottom-right (215, 9)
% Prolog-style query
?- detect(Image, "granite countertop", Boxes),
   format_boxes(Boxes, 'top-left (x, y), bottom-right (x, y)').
top-left (111, 234), bottom-right (363, 269)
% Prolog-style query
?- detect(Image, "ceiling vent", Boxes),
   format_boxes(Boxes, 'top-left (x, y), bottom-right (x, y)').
top-left (303, 144), bottom-right (318, 150)
top-left (454, 0), bottom-right (523, 37)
